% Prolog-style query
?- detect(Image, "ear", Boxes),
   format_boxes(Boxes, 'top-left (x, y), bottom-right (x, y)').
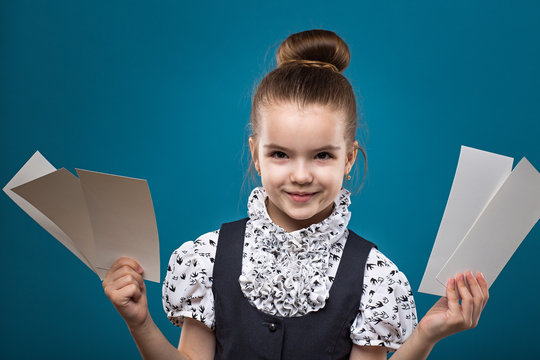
top-left (344, 140), bottom-right (359, 175)
top-left (249, 137), bottom-right (260, 173)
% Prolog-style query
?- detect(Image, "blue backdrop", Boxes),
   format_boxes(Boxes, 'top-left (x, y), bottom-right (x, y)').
top-left (1, 1), bottom-right (538, 359)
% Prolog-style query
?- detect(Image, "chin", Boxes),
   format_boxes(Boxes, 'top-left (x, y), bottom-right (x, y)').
top-left (286, 208), bottom-right (320, 221)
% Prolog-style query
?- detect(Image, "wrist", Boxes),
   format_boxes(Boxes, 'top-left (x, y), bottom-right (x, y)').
top-left (127, 311), bottom-right (154, 336)
top-left (415, 321), bottom-right (440, 348)
top-left (389, 324), bottom-right (437, 360)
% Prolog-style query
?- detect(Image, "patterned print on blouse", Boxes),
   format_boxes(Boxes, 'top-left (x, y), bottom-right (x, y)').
top-left (350, 250), bottom-right (418, 352)
top-left (162, 187), bottom-right (418, 352)
top-left (239, 187), bottom-right (351, 317)
top-left (162, 230), bottom-right (218, 329)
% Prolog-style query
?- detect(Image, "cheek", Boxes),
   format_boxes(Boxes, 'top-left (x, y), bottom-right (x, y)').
top-left (260, 162), bottom-right (284, 186)
top-left (323, 172), bottom-right (344, 199)
top-left (314, 165), bottom-right (343, 184)
top-left (261, 160), bottom-right (288, 177)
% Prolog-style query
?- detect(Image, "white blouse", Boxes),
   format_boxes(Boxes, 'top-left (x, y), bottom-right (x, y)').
top-left (162, 187), bottom-right (418, 352)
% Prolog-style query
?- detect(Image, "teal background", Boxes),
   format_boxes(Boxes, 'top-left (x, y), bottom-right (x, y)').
top-left (1, 1), bottom-right (538, 359)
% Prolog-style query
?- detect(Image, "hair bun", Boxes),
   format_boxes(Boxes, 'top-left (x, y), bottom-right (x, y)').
top-left (276, 29), bottom-right (350, 73)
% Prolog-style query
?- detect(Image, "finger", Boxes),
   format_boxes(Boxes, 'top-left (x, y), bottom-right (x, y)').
top-left (456, 272), bottom-right (474, 327)
top-left (130, 282), bottom-right (143, 302)
top-left (114, 273), bottom-right (144, 294)
top-left (476, 272), bottom-right (490, 307)
top-left (103, 258), bottom-right (144, 289)
top-left (445, 276), bottom-right (461, 313)
top-left (115, 283), bottom-right (142, 305)
top-left (107, 266), bottom-right (144, 289)
top-left (105, 275), bottom-right (144, 305)
top-left (466, 270), bottom-right (485, 325)
top-left (104, 260), bottom-right (138, 286)
top-left (117, 267), bottom-right (144, 287)
top-left (108, 257), bottom-right (144, 275)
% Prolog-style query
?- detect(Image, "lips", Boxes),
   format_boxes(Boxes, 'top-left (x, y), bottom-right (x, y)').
top-left (286, 191), bottom-right (317, 203)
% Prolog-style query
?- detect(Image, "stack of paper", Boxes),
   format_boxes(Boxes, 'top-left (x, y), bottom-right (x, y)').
top-left (419, 146), bottom-right (540, 296)
top-left (3, 151), bottom-right (160, 283)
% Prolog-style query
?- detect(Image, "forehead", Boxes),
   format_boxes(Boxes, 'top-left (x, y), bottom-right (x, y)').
top-left (258, 102), bottom-right (347, 148)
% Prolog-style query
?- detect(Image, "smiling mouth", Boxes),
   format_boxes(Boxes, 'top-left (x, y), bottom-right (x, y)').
top-left (286, 191), bottom-right (317, 203)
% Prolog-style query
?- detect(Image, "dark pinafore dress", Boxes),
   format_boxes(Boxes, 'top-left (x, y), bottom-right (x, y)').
top-left (212, 218), bottom-right (377, 360)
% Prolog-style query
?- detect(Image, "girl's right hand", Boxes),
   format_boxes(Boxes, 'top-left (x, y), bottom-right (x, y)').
top-left (102, 257), bottom-right (149, 330)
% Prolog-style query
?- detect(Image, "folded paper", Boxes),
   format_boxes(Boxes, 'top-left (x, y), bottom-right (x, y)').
top-left (436, 157), bottom-right (540, 288)
top-left (419, 146), bottom-right (540, 296)
top-left (3, 151), bottom-right (160, 283)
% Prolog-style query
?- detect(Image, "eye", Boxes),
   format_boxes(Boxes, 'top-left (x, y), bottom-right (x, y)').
top-left (315, 152), bottom-right (333, 160)
top-left (270, 151), bottom-right (288, 159)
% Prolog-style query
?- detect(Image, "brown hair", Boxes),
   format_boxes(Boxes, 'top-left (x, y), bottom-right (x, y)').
top-left (247, 29), bottom-right (367, 190)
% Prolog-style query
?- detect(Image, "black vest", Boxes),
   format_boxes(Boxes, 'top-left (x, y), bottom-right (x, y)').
top-left (212, 218), bottom-right (376, 360)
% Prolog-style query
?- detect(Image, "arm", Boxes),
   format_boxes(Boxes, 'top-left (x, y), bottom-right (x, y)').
top-left (349, 271), bottom-right (488, 360)
top-left (103, 257), bottom-right (214, 360)
top-left (128, 315), bottom-right (216, 360)
top-left (389, 271), bottom-right (489, 360)
top-left (177, 318), bottom-right (216, 360)
top-left (128, 312), bottom-right (189, 360)
top-left (349, 345), bottom-right (387, 360)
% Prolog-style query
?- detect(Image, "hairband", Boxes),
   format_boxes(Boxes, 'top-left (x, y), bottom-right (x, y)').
top-left (279, 59), bottom-right (339, 73)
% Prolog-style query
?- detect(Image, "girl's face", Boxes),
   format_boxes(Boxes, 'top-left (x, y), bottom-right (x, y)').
top-left (249, 102), bottom-right (357, 232)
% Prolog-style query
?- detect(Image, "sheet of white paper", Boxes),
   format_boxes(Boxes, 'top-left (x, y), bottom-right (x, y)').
top-left (418, 146), bottom-right (513, 296)
top-left (2, 152), bottom-right (96, 272)
top-left (76, 169), bottom-right (160, 282)
top-left (436, 157), bottom-right (540, 288)
top-left (10, 168), bottom-right (97, 272)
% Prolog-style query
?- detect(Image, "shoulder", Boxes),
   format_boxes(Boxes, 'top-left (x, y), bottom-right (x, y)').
top-left (162, 229), bottom-right (220, 293)
top-left (364, 247), bottom-right (411, 292)
top-left (350, 247), bottom-right (418, 352)
top-left (182, 229), bottom-right (220, 253)
top-left (162, 229), bottom-right (220, 330)
top-left (362, 248), bottom-right (415, 310)
top-left (168, 229), bottom-right (220, 267)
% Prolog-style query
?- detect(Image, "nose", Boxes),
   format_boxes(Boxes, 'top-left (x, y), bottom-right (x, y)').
top-left (290, 160), bottom-right (313, 184)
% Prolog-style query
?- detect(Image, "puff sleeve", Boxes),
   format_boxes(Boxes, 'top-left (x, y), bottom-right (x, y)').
top-left (350, 248), bottom-right (418, 353)
top-left (161, 230), bottom-right (219, 330)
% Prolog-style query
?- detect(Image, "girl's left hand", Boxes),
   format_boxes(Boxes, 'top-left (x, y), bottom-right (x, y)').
top-left (417, 271), bottom-right (489, 345)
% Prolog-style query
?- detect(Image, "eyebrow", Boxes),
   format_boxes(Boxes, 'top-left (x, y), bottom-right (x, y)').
top-left (263, 144), bottom-right (341, 152)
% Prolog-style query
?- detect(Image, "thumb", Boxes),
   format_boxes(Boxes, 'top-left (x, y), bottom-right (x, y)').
top-left (117, 283), bottom-right (140, 306)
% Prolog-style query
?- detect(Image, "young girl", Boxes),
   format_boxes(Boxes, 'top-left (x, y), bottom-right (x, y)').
top-left (103, 29), bottom-right (489, 359)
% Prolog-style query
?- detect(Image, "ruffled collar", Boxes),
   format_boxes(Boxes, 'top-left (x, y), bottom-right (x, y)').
top-left (238, 186), bottom-right (352, 317)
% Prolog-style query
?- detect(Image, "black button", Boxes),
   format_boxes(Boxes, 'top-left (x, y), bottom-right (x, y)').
top-left (268, 323), bottom-right (277, 332)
